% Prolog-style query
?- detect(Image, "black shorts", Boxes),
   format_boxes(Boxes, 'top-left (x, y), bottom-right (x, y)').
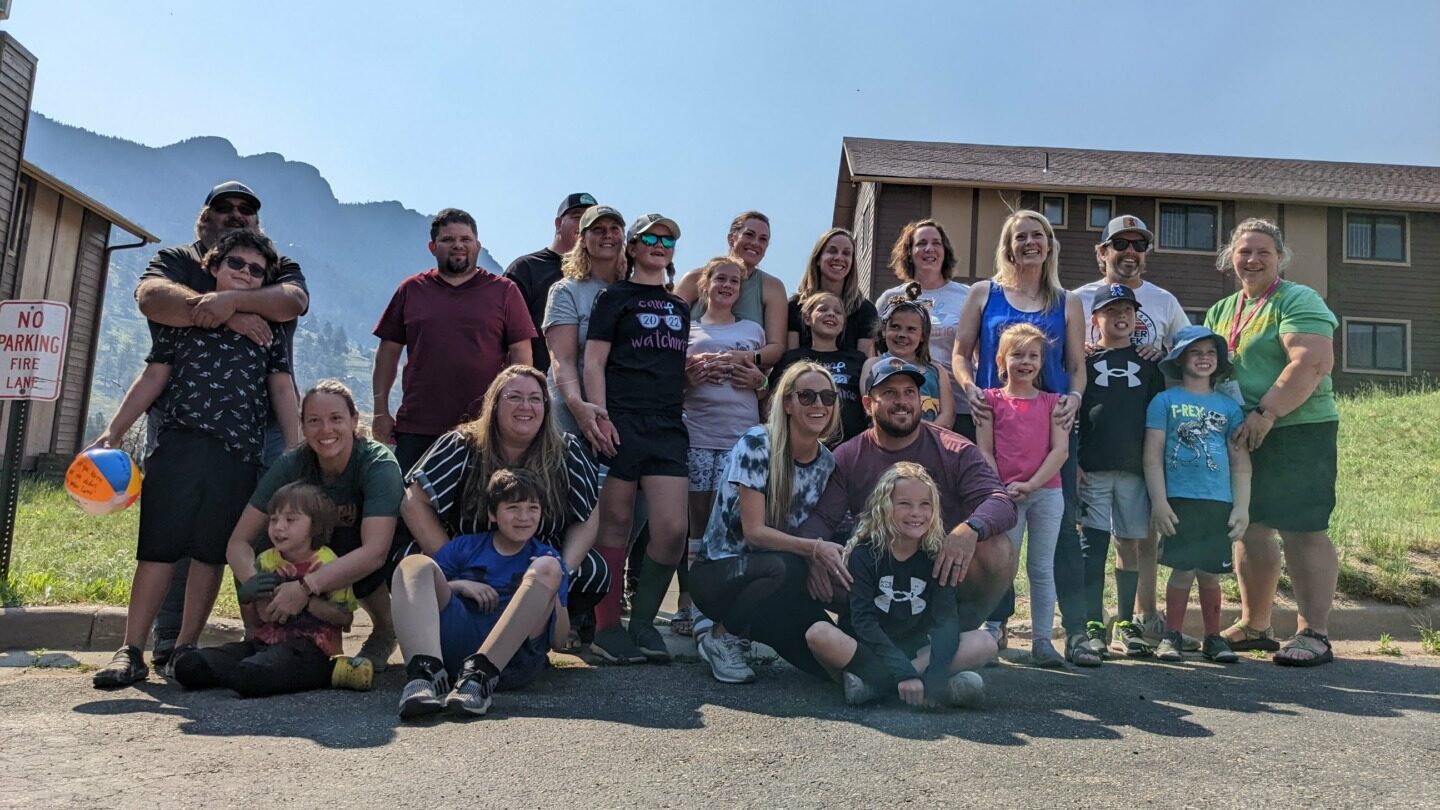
top-left (600, 411), bottom-right (688, 481)
top-left (1250, 421), bottom-right (1338, 533)
top-left (1159, 498), bottom-right (1233, 575)
top-left (139, 430), bottom-right (260, 565)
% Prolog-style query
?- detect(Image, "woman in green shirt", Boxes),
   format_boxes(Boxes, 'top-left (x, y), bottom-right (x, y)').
top-left (1203, 218), bottom-right (1339, 667)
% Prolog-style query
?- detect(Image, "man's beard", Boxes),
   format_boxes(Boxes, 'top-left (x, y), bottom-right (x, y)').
top-left (439, 254), bottom-right (474, 275)
top-left (873, 409), bottom-right (918, 439)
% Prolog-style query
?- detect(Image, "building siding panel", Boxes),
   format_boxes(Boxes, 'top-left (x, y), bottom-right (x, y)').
top-left (867, 183), bottom-right (930, 297)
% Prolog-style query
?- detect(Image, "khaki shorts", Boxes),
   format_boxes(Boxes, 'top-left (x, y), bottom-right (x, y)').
top-left (1078, 470), bottom-right (1150, 539)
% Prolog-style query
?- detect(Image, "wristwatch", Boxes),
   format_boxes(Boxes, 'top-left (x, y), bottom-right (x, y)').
top-left (753, 351), bottom-right (763, 366)
top-left (1254, 405), bottom-right (1274, 420)
top-left (964, 517), bottom-right (986, 539)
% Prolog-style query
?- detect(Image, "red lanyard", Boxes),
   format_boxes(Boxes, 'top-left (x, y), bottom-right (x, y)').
top-left (1228, 278), bottom-right (1280, 352)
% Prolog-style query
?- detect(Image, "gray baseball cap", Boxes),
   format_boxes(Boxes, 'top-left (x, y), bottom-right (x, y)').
top-left (1100, 215), bottom-right (1153, 243)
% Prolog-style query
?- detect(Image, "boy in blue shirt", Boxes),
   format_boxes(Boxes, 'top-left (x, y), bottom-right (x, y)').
top-left (391, 468), bottom-right (570, 719)
top-left (1144, 326), bottom-right (1251, 664)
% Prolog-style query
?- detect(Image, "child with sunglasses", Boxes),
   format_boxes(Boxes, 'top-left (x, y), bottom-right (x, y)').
top-left (770, 292), bottom-right (867, 443)
top-left (861, 294), bottom-right (954, 428)
top-left (91, 230), bottom-right (301, 689)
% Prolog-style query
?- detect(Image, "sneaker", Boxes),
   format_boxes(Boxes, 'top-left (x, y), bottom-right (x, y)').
top-left (697, 631), bottom-right (756, 684)
top-left (590, 625), bottom-right (647, 664)
top-left (358, 631), bottom-right (398, 672)
top-left (1202, 634), bottom-right (1239, 664)
top-left (1031, 639), bottom-right (1065, 668)
top-left (629, 622), bottom-right (672, 664)
top-left (1066, 633), bottom-right (1102, 668)
top-left (150, 637), bottom-right (178, 670)
top-left (1143, 612), bottom-right (1200, 651)
top-left (945, 671), bottom-right (985, 708)
top-left (1155, 631), bottom-right (1186, 662)
top-left (93, 645), bottom-right (149, 689)
top-left (1085, 621), bottom-right (1109, 659)
top-left (330, 655), bottom-right (374, 691)
top-left (1181, 632), bottom-right (1203, 653)
top-left (842, 672), bottom-right (881, 705)
top-left (398, 657), bottom-right (450, 720)
top-left (445, 672), bottom-right (499, 716)
top-left (160, 643), bottom-right (197, 679)
top-left (1112, 620), bottom-right (1151, 658)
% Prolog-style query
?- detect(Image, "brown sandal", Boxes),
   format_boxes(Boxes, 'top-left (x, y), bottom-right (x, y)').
top-left (1222, 622), bottom-right (1280, 652)
top-left (1274, 628), bottom-right (1333, 667)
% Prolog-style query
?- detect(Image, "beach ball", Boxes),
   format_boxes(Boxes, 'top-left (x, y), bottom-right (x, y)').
top-left (65, 448), bottom-right (143, 516)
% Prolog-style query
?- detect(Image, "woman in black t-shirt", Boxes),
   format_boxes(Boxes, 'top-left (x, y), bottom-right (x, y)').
top-left (580, 213), bottom-right (692, 666)
top-left (787, 228), bottom-right (878, 355)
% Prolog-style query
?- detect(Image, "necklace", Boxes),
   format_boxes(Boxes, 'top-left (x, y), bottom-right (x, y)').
top-left (1228, 277), bottom-right (1281, 352)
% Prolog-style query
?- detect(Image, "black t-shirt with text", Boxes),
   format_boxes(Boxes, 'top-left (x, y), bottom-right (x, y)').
top-left (586, 280), bottom-right (691, 414)
top-left (787, 295), bottom-right (879, 353)
top-left (1078, 345), bottom-right (1165, 474)
top-left (770, 347), bottom-right (869, 443)
top-left (504, 247), bottom-right (564, 373)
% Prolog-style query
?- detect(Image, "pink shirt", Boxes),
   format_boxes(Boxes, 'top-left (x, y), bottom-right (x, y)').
top-left (985, 389), bottom-right (1062, 489)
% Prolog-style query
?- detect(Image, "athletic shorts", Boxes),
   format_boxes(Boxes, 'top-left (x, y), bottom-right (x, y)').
top-left (1078, 470), bottom-right (1150, 539)
top-left (438, 594), bottom-right (551, 690)
top-left (139, 430), bottom-right (260, 565)
top-left (1249, 420), bottom-right (1338, 533)
top-left (600, 411), bottom-right (688, 481)
top-left (1158, 498), bottom-right (1233, 575)
top-left (686, 447), bottom-right (730, 492)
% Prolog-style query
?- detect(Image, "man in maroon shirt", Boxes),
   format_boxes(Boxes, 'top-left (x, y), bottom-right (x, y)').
top-left (372, 208), bottom-right (535, 473)
top-left (799, 359), bottom-right (1018, 629)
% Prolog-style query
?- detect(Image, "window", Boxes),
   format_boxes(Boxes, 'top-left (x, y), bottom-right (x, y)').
top-left (1345, 212), bottom-right (1408, 263)
top-left (1087, 197), bottom-right (1114, 230)
top-left (1184, 308), bottom-right (1207, 326)
top-left (1157, 201), bottom-right (1219, 252)
top-left (1040, 194), bottom-right (1067, 229)
top-left (1344, 319), bottom-right (1409, 375)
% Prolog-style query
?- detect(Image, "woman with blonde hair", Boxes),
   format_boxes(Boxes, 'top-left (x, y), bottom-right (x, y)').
top-left (787, 228), bottom-right (877, 355)
top-left (676, 210), bottom-right (788, 370)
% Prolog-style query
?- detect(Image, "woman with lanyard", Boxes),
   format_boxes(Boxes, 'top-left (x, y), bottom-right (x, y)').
top-left (400, 365), bottom-right (606, 643)
top-left (1203, 218), bottom-right (1340, 667)
top-left (226, 380), bottom-right (404, 669)
top-left (676, 210), bottom-right (789, 371)
top-left (952, 210), bottom-right (1094, 666)
top-left (876, 220), bottom-right (973, 437)
top-left (787, 227), bottom-right (878, 356)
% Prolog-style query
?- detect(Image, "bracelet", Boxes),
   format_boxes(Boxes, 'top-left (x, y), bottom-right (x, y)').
top-left (1067, 391), bottom-right (1083, 400)
top-left (298, 575), bottom-right (318, 597)
top-left (757, 374), bottom-right (769, 392)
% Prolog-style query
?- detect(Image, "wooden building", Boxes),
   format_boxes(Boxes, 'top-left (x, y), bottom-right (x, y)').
top-left (834, 138), bottom-right (1440, 388)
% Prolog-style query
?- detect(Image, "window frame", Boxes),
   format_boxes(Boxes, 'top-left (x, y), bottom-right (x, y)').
top-left (1039, 193), bottom-right (1068, 230)
top-left (1154, 199), bottom-right (1222, 255)
top-left (1086, 196), bottom-right (1115, 232)
top-left (1341, 316), bottom-right (1411, 377)
top-left (1342, 210), bottom-right (1411, 267)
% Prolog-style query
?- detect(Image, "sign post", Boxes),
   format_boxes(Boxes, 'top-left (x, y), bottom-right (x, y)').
top-left (0, 299), bottom-right (70, 580)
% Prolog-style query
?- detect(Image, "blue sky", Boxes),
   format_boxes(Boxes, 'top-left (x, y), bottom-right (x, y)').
top-left (7, 1), bottom-right (1439, 287)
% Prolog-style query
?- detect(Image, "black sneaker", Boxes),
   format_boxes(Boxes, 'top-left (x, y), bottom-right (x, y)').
top-left (398, 655), bottom-right (450, 720)
top-left (150, 637), bottom-right (178, 670)
top-left (591, 625), bottom-right (647, 664)
top-left (1202, 634), bottom-right (1239, 664)
top-left (93, 645), bottom-right (148, 689)
top-left (445, 654), bottom-right (501, 716)
top-left (630, 622), bottom-right (672, 664)
top-left (160, 643), bottom-right (197, 679)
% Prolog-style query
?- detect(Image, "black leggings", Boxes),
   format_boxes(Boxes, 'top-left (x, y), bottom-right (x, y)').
top-left (689, 551), bottom-right (837, 678)
top-left (173, 638), bottom-right (334, 697)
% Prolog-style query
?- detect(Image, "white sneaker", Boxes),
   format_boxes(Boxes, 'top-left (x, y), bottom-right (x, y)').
top-left (698, 631), bottom-right (756, 684)
top-left (842, 672), bottom-right (881, 705)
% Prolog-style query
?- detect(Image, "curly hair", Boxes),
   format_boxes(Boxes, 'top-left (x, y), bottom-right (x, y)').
top-left (844, 462), bottom-right (946, 561)
top-left (201, 229), bottom-right (278, 279)
top-left (888, 219), bottom-right (958, 282)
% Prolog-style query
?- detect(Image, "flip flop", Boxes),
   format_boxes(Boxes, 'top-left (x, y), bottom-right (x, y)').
top-left (1274, 628), bottom-right (1333, 667)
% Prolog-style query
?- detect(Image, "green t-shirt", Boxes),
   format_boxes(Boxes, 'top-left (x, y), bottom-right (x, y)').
top-left (249, 438), bottom-right (404, 556)
top-left (1204, 280), bottom-right (1339, 428)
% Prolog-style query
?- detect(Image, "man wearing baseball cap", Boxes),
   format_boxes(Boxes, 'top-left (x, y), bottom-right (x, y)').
top-left (133, 180), bottom-right (310, 669)
top-left (505, 192), bottom-right (599, 373)
top-left (1073, 215), bottom-right (1190, 360)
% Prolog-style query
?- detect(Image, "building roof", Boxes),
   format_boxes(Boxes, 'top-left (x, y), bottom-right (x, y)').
top-left (21, 160), bottom-right (160, 243)
top-left (842, 138), bottom-right (1440, 210)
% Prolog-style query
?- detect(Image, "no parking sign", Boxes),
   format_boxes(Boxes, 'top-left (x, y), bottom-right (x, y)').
top-left (0, 299), bottom-right (70, 401)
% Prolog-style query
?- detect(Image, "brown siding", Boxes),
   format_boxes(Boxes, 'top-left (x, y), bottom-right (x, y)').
top-left (0, 35), bottom-right (36, 299)
top-left (1328, 208), bottom-right (1440, 388)
top-left (868, 183), bottom-right (930, 297)
top-left (852, 182), bottom-right (878, 298)
top-left (52, 210), bottom-right (111, 455)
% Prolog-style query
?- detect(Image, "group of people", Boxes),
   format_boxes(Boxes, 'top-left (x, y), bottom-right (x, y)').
top-left (85, 180), bottom-right (1344, 719)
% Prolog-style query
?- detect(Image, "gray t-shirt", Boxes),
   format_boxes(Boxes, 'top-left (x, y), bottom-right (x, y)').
top-left (685, 319), bottom-right (767, 451)
top-left (700, 426), bottom-right (836, 561)
top-left (877, 280), bottom-right (971, 414)
top-left (542, 276), bottom-right (607, 435)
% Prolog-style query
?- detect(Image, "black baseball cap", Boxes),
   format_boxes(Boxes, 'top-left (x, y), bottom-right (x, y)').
top-left (558, 192), bottom-right (598, 218)
top-left (204, 181), bottom-right (261, 211)
top-left (1090, 283), bottom-right (1142, 314)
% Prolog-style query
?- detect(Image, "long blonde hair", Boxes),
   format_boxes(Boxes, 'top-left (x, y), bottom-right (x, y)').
top-left (845, 462), bottom-right (946, 560)
top-left (796, 228), bottom-right (863, 314)
top-left (561, 222), bottom-right (625, 282)
top-left (992, 210), bottom-right (1064, 311)
top-left (764, 362), bottom-right (839, 530)
top-left (454, 366), bottom-right (568, 522)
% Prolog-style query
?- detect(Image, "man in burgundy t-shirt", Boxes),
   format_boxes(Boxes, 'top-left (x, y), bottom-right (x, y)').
top-left (372, 208), bottom-right (535, 473)
top-left (798, 359), bottom-right (1018, 629)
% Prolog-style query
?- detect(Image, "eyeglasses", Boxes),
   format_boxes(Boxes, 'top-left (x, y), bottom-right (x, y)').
top-left (636, 233), bottom-right (677, 249)
top-left (501, 393), bottom-right (546, 407)
top-left (222, 255), bottom-right (268, 278)
top-left (792, 389), bottom-right (838, 406)
top-left (210, 200), bottom-right (258, 217)
top-left (1108, 236), bottom-right (1150, 253)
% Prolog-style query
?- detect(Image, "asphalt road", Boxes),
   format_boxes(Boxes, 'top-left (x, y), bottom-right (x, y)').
top-left (4, 645), bottom-right (1438, 810)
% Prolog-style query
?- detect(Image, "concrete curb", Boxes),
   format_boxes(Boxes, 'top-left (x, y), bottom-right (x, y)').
top-left (2, 602), bottom-right (1436, 653)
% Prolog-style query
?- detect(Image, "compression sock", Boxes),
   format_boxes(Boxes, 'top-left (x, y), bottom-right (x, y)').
top-left (1114, 569), bottom-right (1140, 624)
top-left (1081, 527), bottom-right (1112, 623)
top-left (1198, 585), bottom-right (1224, 637)
top-left (1165, 586), bottom-right (1190, 633)
top-left (842, 639), bottom-right (893, 690)
top-left (593, 546), bottom-right (628, 630)
top-left (627, 554), bottom-right (677, 631)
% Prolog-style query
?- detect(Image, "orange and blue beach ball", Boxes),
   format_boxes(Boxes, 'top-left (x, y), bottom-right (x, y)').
top-left (64, 448), bottom-right (143, 516)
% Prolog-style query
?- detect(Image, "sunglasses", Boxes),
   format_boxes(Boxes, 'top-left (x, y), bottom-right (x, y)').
top-left (792, 389), bottom-right (838, 406)
top-left (1108, 236), bottom-right (1150, 253)
top-left (636, 233), bottom-right (677, 249)
top-left (223, 255), bottom-right (268, 278)
top-left (210, 200), bottom-right (258, 217)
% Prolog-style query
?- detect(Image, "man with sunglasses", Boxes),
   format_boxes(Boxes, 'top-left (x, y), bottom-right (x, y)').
top-left (797, 360), bottom-right (1018, 633)
top-left (1073, 216), bottom-right (1190, 361)
top-left (133, 180), bottom-right (310, 669)
top-left (504, 192), bottom-right (597, 374)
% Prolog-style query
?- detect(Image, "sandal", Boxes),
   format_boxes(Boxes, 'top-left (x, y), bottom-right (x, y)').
top-left (1066, 633), bottom-right (1102, 668)
top-left (1274, 628), bottom-right (1333, 667)
top-left (1222, 622), bottom-right (1281, 652)
top-left (669, 606), bottom-right (699, 637)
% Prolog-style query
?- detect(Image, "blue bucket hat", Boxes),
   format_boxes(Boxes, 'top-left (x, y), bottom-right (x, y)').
top-left (1160, 325), bottom-right (1232, 379)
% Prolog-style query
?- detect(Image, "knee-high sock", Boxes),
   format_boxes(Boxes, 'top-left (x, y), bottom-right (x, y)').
top-left (1081, 527), bottom-right (1112, 623)
top-left (628, 554), bottom-right (676, 631)
top-left (1165, 586), bottom-right (1190, 633)
top-left (1198, 585), bottom-right (1223, 637)
top-left (593, 546), bottom-right (628, 630)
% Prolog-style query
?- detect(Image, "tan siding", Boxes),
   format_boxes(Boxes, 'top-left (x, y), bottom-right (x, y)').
top-left (0, 35), bottom-right (36, 301)
top-left (974, 189), bottom-right (1020, 279)
top-left (869, 183), bottom-right (931, 296)
top-left (53, 212), bottom-right (111, 456)
top-left (1236, 200), bottom-right (1279, 224)
top-left (1282, 205), bottom-right (1328, 297)
top-left (18, 184), bottom-right (58, 299)
top-left (930, 186), bottom-right (975, 281)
